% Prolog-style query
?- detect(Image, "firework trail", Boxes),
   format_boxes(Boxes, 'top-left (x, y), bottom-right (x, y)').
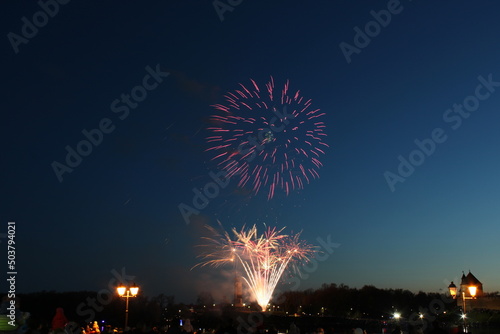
top-left (206, 77), bottom-right (328, 200)
top-left (195, 223), bottom-right (315, 311)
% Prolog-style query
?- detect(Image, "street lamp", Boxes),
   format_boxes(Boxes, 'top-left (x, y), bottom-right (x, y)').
top-left (468, 286), bottom-right (477, 298)
top-left (448, 282), bottom-right (457, 298)
top-left (117, 283), bottom-right (139, 330)
top-left (448, 282), bottom-right (476, 332)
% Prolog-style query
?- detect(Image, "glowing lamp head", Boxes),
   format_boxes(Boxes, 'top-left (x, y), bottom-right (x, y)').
top-left (117, 285), bottom-right (126, 296)
top-left (394, 312), bottom-right (401, 320)
top-left (468, 285), bottom-right (477, 298)
top-left (130, 284), bottom-right (139, 296)
top-left (448, 282), bottom-right (457, 298)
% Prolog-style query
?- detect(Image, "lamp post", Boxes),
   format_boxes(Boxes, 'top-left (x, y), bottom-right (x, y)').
top-left (448, 282), bottom-right (477, 332)
top-left (117, 283), bottom-right (139, 330)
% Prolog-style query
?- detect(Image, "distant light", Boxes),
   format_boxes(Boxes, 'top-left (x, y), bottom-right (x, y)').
top-left (419, 314), bottom-right (424, 319)
top-left (469, 286), bottom-right (477, 298)
top-left (394, 312), bottom-right (401, 319)
top-left (448, 282), bottom-right (457, 299)
top-left (461, 314), bottom-right (466, 319)
top-left (117, 286), bottom-right (126, 296)
top-left (130, 285), bottom-right (139, 296)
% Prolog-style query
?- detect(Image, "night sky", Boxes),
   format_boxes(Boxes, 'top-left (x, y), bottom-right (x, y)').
top-left (2, 1), bottom-right (500, 303)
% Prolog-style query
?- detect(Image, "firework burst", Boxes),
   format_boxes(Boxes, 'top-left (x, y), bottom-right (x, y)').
top-left (206, 77), bottom-right (328, 200)
top-left (195, 223), bottom-right (315, 311)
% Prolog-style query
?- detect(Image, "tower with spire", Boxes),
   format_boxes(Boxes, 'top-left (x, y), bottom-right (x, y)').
top-left (460, 270), bottom-right (483, 298)
top-left (234, 276), bottom-right (243, 307)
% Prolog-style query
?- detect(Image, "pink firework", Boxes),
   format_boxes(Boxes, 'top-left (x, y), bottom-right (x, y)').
top-left (206, 77), bottom-right (328, 199)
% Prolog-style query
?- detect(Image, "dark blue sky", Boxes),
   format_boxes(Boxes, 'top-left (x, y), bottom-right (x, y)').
top-left (2, 1), bottom-right (500, 303)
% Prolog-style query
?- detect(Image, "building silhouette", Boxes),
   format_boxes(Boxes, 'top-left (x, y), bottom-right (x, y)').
top-left (454, 271), bottom-right (500, 311)
top-left (460, 270), bottom-right (483, 299)
top-left (234, 276), bottom-right (243, 307)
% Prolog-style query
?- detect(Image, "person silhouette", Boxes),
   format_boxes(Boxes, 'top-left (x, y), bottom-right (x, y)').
top-left (51, 308), bottom-right (68, 331)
